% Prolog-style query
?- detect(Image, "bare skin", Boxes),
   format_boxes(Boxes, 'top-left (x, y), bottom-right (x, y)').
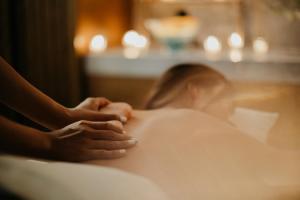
top-left (0, 57), bottom-right (127, 130)
top-left (88, 107), bottom-right (300, 200)
top-left (0, 56), bottom-right (136, 161)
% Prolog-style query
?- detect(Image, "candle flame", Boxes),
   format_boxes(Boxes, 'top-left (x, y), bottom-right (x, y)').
top-left (204, 36), bottom-right (222, 53)
top-left (228, 32), bottom-right (244, 49)
top-left (89, 34), bottom-right (107, 53)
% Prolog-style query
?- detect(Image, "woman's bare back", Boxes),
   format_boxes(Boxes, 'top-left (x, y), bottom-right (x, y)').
top-left (88, 109), bottom-right (300, 200)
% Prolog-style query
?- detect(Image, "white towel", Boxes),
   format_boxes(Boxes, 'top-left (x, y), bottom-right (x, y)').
top-left (229, 107), bottom-right (279, 143)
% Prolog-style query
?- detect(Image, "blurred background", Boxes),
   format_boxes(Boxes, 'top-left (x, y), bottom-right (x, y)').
top-left (0, 0), bottom-right (300, 148)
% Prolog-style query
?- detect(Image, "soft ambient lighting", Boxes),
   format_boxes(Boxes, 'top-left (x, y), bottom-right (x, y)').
top-left (123, 47), bottom-right (141, 59)
top-left (253, 37), bottom-right (269, 54)
top-left (203, 36), bottom-right (222, 53)
top-left (229, 49), bottom-right (243, 63)
top-left (228, 32), bottom-right (244, 49)
top-left (122, 30), bottom-right (149, 49)
top-left (122, 30), bottom-right (149, 59)
top-left (89, 34), bottom-right (107, 53)
top-left (73, 35), bottom-right (86, 54)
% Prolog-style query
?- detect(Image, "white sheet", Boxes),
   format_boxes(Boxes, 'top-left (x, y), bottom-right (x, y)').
top-left (229, 107), bottom-right (279, 143)
top-left (0, 155), bottom-right (169, 200)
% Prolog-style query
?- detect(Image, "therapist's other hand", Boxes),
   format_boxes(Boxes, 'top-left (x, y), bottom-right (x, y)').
top-left (48, 120), bottom-right (137, 162)
top-left (75, 98), bottom-right (133, 119)
top-left (99, 102), bottom-right (133, 120)
top-left (75, 97), bottom-right (111, 110)
top-left (64, 98), bottom-right (129, 128)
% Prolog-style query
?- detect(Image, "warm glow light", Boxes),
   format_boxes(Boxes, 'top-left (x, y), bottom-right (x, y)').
top-left (123, 30), bottom-right (139, 47)
top-left (122, 30), bottom-right (149, 49)
top-left (253, 37), bottom-right (269, 54)
top-left (203, 36), bottom-right (222, 53)
top-left (73, 35), bottom-right (86, 53)
top-left (89, 34), bottom-right (107, 53)
top-left (228, 32), bottom-right (244, 49)
top-left (122, 30), bottom-right (149, 59)
top-left (123, 47), bottom-right (141, 59)
top-left (135, 35), bottom-right (148, 48)
top-left (229, 49), bottom-right (243, 63)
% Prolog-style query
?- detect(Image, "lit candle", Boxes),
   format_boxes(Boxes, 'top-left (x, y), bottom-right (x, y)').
top-left (89, 34), bottom-right (107, 54)
top-left (203, 36), bottom-right (222, 54)
top-left (134, 35), bottom-right (148, 49)
top-left (228, 32), bottom-right (244, 49)
top-left (123, 30), bottom-right (139, 47)
top-left (122, 30), bottom-right (149, 59)
top-left (253, 37), bottom-right (269, 54)
top-left (73, 35), bottom-right (86, 54)
top-left (122, 30), bottom-right (149, 49)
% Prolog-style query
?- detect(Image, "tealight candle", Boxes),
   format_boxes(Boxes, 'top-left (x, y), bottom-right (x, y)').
top-left (73, 35), bottom-right (86, 54)
top-left (122, 30), bottom-right (149, 49)
top-left (228, 32), bottom-right (244, 49)
top-left (122, 30), bottom-right (149, 59)
top-left (203, 35), bottom-right (222, 54)
top-left (89, 34), bottom-right (107, 54)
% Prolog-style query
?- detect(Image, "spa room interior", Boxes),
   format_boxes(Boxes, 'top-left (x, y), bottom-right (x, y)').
top-left (0, 0), bottom-right (300, 199)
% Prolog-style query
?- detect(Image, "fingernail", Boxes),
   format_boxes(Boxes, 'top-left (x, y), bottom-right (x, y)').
top-left (128, 139), bottom-right (137, 145)
top-left (119, 149), bottom-right (126, 153)
top-left (120, 116), bottom-right (127, 123)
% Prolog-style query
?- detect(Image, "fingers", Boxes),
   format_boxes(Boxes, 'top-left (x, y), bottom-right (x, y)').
top-left (86, 130), bottom-right (132, 141)
top-left (92, 97), bottom-right (111, 109)
top-left (89, 112), bottom-right (127, 123)
top-left (100, 102), bottom-right (133, 119)
top-left (88, 149), bottom-right (127, 160)
top-left (50, 118), bottom-right (136, 162)
top-left (85, 97), bottom-right (110, 106)
top-left (107, 121), bottom-right (124, 132)
top-left (86, 138), bottom-right (137, 150)
top-left (81, 121), bottom-right (124, 134)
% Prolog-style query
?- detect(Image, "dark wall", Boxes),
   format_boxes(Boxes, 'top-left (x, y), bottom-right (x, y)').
top-left (0, 0), bottom-right (13, 62)
top-left (0, 0), bottom-right (80, 107)
top-left (0, 0), bottom-right (80, 127)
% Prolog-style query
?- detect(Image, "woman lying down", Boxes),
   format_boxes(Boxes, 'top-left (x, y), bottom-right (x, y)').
top-left (89, 63), bottom-right (300, 200)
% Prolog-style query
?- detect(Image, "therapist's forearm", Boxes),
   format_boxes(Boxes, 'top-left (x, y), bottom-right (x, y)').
top-left (0, 116), bottom-right (50, 157)
top-left (0, 57), bottom-right (70, 129)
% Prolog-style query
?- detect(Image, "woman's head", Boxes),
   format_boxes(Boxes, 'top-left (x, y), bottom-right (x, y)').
top-left (144, 63), bottom-right (234, 119)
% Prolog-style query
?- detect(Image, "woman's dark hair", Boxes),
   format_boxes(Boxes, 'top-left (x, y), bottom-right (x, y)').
top-left (144, 63), bottom-right (229, 109)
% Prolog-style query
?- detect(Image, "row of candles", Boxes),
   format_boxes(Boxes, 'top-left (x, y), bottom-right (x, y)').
top-left (74, 30), bottom-right (269, 61)
top-left (204, 33), bottom-right (269, 62)
top-left (74, 30), bottom-right (149, 59)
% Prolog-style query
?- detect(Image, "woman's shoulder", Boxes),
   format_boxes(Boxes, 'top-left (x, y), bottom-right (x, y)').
top-left (130, 108), bottom-right (240, 138)
top-left (148, 108), bottom-right (234, 128)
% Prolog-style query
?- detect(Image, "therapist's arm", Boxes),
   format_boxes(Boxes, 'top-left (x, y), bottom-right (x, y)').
top-left (0, 57), bottom-right (125, 130)
top-left (0, 116), bottom-right (136, 161)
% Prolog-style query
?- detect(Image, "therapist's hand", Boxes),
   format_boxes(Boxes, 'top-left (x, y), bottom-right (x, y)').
top-left (99, 102), bottom-right (133, 120)
top-left (62, 98), bottom-right (129, 129)
top-left (48, 120), bottom-right (137, 162)
top-left (75, 97), bottom-right (111, 110)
